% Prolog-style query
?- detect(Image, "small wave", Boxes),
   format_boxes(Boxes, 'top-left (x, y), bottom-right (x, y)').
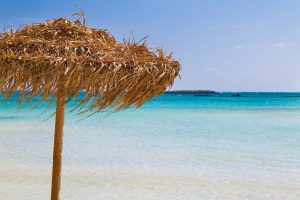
top-left (194, 95), bottom-right (212, 97)
top-left (0, 116), bottom-right (21, 120)
top-left (283, 96), bottom-right (300, 98)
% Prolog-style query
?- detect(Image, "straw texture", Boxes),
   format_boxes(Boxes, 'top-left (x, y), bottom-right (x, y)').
top-left (0, 18), bottom-right (180, 113)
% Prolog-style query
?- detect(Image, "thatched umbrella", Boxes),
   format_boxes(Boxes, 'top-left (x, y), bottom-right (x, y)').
top-left (0, 18), bottom-right (180, 200)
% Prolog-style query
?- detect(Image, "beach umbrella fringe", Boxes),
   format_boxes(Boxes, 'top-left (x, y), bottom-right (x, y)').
top-left (0, 18), bottom-right (180, 113)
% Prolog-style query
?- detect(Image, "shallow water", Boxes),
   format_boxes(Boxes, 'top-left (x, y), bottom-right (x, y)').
top-left (0, 93), bottom-right (300, 199)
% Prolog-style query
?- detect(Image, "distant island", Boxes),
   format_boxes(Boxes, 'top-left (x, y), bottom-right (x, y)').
top-left (166, 90), bottom-right (218, 94)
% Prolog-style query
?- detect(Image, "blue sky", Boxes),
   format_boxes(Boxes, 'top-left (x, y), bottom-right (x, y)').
top-left (1, 0), bottom-right (300, 91)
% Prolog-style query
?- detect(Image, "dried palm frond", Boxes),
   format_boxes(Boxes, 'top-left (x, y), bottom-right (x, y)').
top-left (0, 18), bottom-right (180, 113)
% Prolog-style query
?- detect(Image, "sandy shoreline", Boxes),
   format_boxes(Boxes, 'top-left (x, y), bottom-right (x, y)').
top-left (1, 162), bottom-right (300, 200)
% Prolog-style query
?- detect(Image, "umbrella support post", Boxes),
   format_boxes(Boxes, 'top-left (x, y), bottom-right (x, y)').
top-left (51, 88), bottom-right (66, 200)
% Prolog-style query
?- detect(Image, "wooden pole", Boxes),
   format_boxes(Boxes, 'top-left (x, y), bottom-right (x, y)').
top-left (51, 81), bottom-right (66, 200)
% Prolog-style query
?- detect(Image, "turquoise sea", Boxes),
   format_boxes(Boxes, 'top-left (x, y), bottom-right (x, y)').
top-left (0, 93), bottom-right (300, 200)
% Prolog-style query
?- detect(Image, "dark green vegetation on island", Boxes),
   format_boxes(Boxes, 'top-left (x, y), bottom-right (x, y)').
top-left (166, 90), bottom-right (218, 94)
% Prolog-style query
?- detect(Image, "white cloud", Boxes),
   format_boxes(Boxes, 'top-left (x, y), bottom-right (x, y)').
top-left (235, 42), bottom-right (300, 50)
top-left (235, 45), bottom-right (244, 50)
top-left (200, 25), bottom-right (256, 31)
top-left (274, 42), bottom-right (286, 48)
top-left (203, 67), bottom-right (220, 74)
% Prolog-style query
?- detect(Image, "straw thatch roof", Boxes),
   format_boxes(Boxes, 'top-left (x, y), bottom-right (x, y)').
top-left (0, 18), bottom-right (180, 113)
